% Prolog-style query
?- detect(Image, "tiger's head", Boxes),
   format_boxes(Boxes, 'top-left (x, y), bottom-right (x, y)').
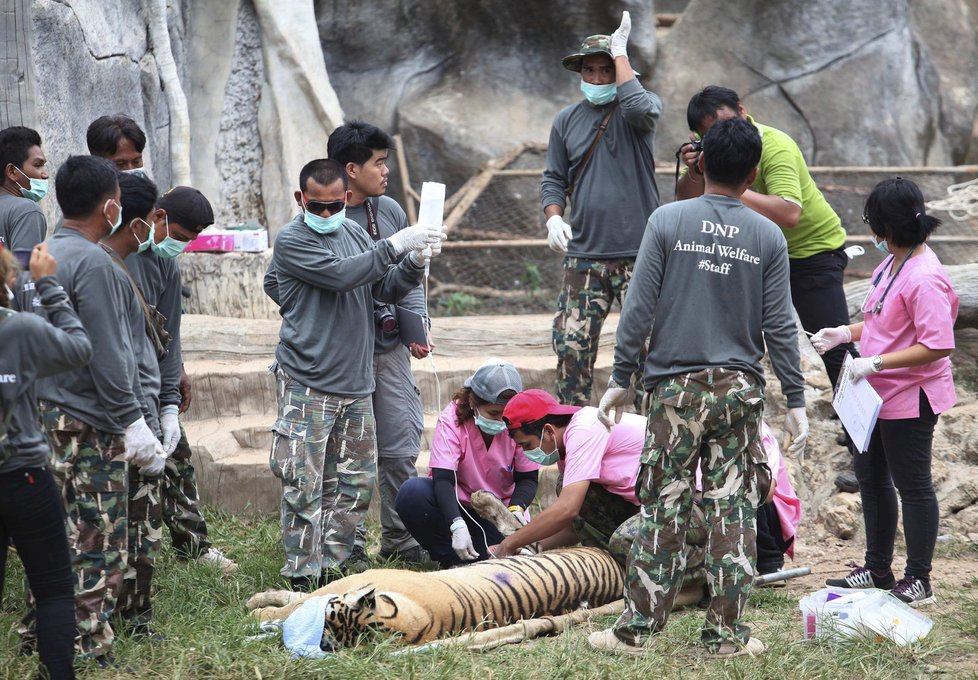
top-left (319, 585), bottom-right (424, 650)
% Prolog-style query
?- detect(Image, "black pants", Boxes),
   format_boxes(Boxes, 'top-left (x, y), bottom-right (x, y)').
top-left (0, 467), bottom-right (75, 679)
top-left (756, 502), bottom-right (792, 574)
top-left (789, 248), bottom-right (858, 389)
top-left (395, 477), bottom-right (504, 568)
top-left (853, 390), bottom-right (939, 582)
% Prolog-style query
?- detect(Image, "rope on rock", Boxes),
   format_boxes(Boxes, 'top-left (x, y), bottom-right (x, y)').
top-left (926, 176), bottom-right (978, 220)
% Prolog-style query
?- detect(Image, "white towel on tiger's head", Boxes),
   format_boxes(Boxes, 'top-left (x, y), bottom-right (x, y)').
top-left (282, 596), bottom-right (331, 658)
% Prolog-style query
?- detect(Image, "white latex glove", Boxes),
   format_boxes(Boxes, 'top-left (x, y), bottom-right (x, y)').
top-left (124, 416), bottom-right (159, 464)
top-left (450, 518), bottom-right (480, 561)
top-left (782, 407), bottom-right (809, 457)
top-left (811, 325), bottom-right (851, 355)
top-left (508, 505), bottom-right (527, 527)
top-left (136, 442), bottom-right (166, 477)
top-left (851, 356), bottom-right (881, 383)
top-left (610, 10), bottom-right (631, 59)
top-left (597, 381), bottom-right (629, 430)
top-left (546, 215), bottom-right (572, 253)
top-left (388, 224), bottom-right (444, 256)
top-left (160, 404), bottom-right (180, 456)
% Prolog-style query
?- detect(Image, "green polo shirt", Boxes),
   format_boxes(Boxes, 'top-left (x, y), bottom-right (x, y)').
top-left (749, 115), bottom-right (846, 259)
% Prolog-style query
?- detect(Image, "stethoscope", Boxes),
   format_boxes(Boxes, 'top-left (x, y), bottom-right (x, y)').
top-left (859, 244), bottom-right (918, 315)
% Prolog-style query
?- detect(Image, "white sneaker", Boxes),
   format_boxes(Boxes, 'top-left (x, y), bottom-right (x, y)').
top-left (197, 547), bottom-right (238, 575)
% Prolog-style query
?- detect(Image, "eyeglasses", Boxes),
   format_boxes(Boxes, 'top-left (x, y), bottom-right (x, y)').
top-left (303, 199), bottom-right (346, 216)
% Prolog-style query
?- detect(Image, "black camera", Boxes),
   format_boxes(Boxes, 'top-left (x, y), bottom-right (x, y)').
top-left (374, 302), bottom-right (398, 336)
top-left (688, 138), bottom-right (704, 154)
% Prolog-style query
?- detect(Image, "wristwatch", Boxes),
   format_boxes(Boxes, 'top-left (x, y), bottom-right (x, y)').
top-left (871, 355), bottom-right (884, 372)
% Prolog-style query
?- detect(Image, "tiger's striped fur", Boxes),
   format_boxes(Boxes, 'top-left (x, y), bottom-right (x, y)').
top-left (247, 547), bottom-right (623, 649)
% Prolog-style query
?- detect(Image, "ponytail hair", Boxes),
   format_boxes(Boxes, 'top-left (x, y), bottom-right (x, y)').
top-left (863, 177), bottom-right (941, 248)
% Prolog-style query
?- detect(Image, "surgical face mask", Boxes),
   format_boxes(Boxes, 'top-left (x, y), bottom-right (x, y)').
top-left (131, 218), bottom-right (155, 253)
top-left (474, 408), bottom-right (507, 436)
top-left (873, 235), bottom-right (890, 255)
top-left (522, 428), bottom-right (560, 466)
top-left (580, 81), bottom-right (617, 106)
top-left (151, 215), bottom-right (191, 258)
top-left (15, 167), bottom-right (48, 202)
top-left (105, 199), bottom-right (123, 235)
top-left (303, 204), bottom-right (346, 235)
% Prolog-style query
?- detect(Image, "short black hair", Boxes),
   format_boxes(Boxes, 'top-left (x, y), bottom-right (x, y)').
top-left (864, 177), bottom-right (941, 248)
top-left (507, 414), bottom-right (574, 439)
top-left (299, 158), bottom-right (348, 192)
top-left (326, 120), bottom-right (394, 167)
top-left (0, 126), bottom-right (43, 174)
top-left (701, 117), bottom-right (762, 188)
top-left (86, 115), bottom-right (147, 157)
top-left (686, 85), bottom-right (741, 132)
top-left (55, 155), bottom-right (120, 219)
top-left (119, 171), bottom-right (159, 226)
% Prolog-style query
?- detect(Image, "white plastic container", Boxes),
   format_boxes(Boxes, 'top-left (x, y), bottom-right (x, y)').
top-left (798, 587), bottom-right (868, 640)
top-left (851, 590), bottom-right (933, 646)
top-left (417, 182), bottom-right (446, 229)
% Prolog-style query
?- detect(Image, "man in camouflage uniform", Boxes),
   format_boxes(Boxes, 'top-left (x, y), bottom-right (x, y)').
top-left (26, 155), bottom-right (166, 664)
top-left (263, 159), bottom-right (440, 590)
top-left (591, 117), bottom-right (809, 657)
top-left (541, 12), bottom-right (660, 409)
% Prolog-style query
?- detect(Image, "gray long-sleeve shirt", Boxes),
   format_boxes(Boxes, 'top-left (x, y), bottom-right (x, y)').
top-left (264, 213), bottom-right (425, 397)
top-left (0, 192), bottom-right (47, 250)
top-left (613, 194), bottom-right (806, 408)
top-left (34, 228), bottom-right (145, 434)
top-left (541, 78), bottom-right (662, 259)
top-left (0, 277), bottom-right (93, 473)
top-left (126, 250), bottom-right (183, 408)
top-left (345, 196), bottom-right (428, 354)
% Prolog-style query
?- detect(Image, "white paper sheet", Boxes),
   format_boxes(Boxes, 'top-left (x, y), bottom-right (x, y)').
top-left (832, 353), bottom-right (883, 453)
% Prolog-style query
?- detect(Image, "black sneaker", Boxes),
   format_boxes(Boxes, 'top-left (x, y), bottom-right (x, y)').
top-left (343, 545), bottom-right (371, 575)
top-left (834, 473), bottom-right (859, 493)
top-left (825, 562), bottom-right (895, 590)
top-left (289, 575), bottom-right (317, 592)
top-left (891, 577), bottom-right (936, 607)
top-left (378, 546), bottom-right (430, 565)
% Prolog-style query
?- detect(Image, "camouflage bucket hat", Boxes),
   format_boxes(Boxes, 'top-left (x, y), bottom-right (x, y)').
top-left (561, 35), bottom-right (613, 72)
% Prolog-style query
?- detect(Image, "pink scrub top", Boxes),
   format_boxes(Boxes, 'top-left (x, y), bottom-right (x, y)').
top-left (559, 408), bottom-right (644, 505)
top-left (760, 421), bottom-right (801, 559)
top-left (428, 400), bottom-right (539, 506)
top-left (861, 246), bottom-right (958, 419)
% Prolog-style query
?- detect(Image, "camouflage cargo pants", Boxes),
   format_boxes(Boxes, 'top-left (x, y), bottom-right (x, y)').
top-left (116, 466), bottom-right (163, 627)
top-left (269, 369), bottom-right (377, 579)
top-left (613, 369), bottom-right (764, 652)
top-left (570, 482), bottom-right (638, 558)
top-left (31, 404), bottom-right (129, 660)
top-left (162, 425), bottom-right (211, 557)
top-left (553, 257), bottom-right (646, 408)
top-left (609, 499), bottom-right (708, 588)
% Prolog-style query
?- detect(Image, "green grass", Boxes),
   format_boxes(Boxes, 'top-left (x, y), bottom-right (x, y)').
top-left (2, 509), bottom-right (976, 679)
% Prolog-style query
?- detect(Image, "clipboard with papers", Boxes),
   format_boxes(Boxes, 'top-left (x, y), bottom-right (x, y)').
top-left (832, 353), bottom-right (883, 453)
top-left (395, 305), bottom-right (431, 350)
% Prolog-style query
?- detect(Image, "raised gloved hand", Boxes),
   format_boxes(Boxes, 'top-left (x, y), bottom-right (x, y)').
top-left (136, 441), bottom-right (166, 477)
top-left (546, 215), bottom-right (572, 253)
top-left (610, 10), bottom-right (631, 59)
top-left (811, 325), bottom-right (851, 355)
top-left (782, 407), bottom-right (809, 457)
top-left (160, 404), bottom-right (180, 456)
top-left (124, 416), bottom-right (159, 464)
top-left (597, 379), bottom-right (629, 430)
top-left (388, 223), bottom-right (444, 256)
top-left (450, 518), bottom-right (480, 561)
top-left (851, 356), bottom-right (881, 383)
top-left (508, 505), bottom-right (527, 527)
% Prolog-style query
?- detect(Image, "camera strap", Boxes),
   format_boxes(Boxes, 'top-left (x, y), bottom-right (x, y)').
top-left (565, 102), bottom-right (619, 200)
top-left (364, 197), bottom-right (381, 240)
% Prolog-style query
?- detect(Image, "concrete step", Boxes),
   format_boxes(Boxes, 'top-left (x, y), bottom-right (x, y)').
top-left (192, 440), bottom-right (560, 518)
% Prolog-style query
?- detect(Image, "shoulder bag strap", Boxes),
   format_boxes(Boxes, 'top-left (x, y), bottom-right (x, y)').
top-left (565, 101), bottom-right (619, 199)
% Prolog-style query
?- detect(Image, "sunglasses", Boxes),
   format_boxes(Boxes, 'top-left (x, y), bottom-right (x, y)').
top-left (303, 199), bottom-right (346, 216)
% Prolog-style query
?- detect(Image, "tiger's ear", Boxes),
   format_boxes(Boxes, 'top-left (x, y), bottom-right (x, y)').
top-left (341, 586), bottom-right (376, 611)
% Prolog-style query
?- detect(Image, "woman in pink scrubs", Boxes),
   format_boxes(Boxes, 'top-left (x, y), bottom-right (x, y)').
top-left (814, 177), bottom-right (958, 607)
top-left (395, 360), bottom-right (540, 568)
